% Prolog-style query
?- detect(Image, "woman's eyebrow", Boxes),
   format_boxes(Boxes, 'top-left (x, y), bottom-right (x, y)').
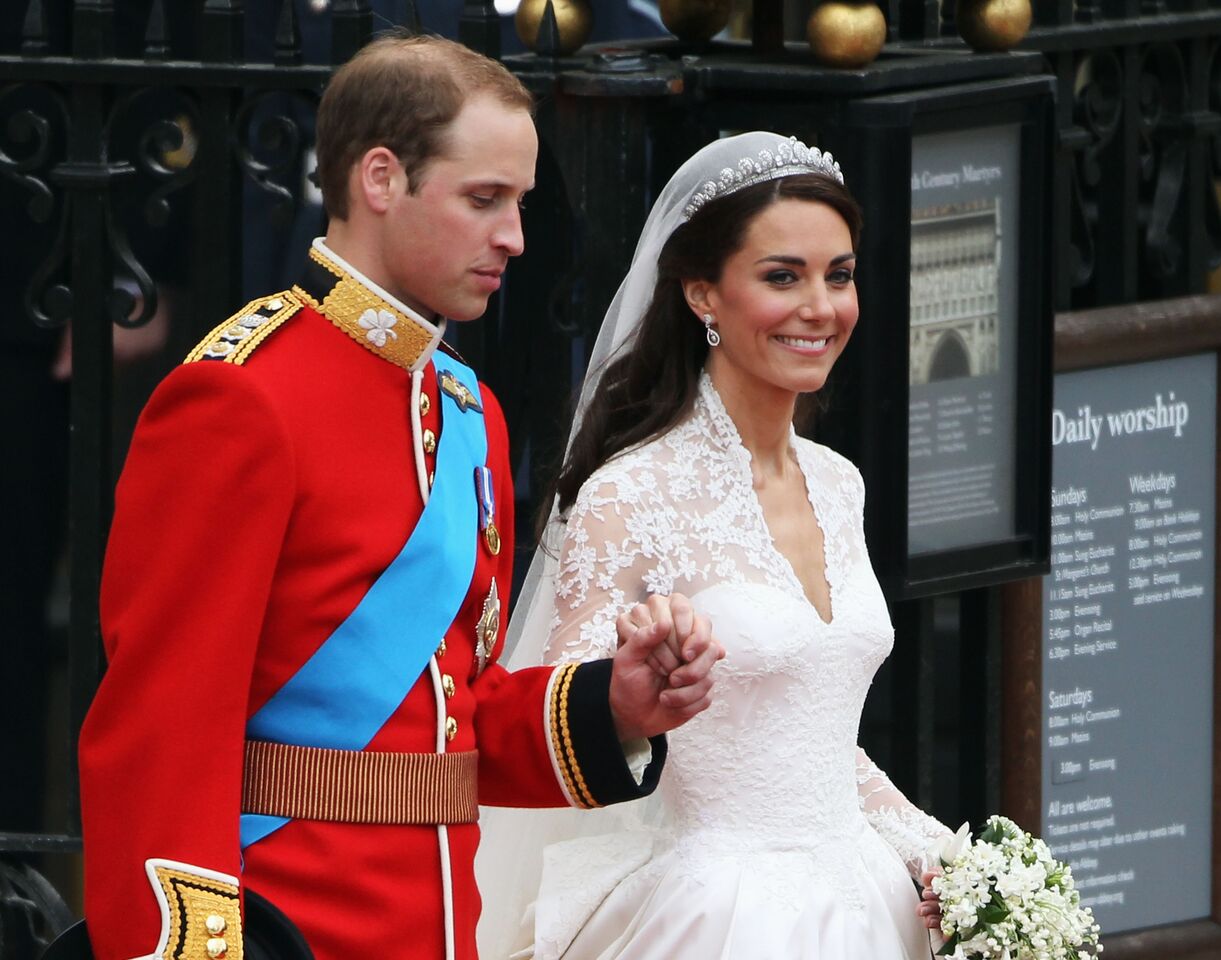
top-left (754, 254), bottom-right (805, 266)
top-left (752, 252), bottom-right (856, 266)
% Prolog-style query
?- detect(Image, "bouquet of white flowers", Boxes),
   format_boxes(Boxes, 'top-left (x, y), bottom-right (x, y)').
top-left (930, 815), bottom-right (1102, 960)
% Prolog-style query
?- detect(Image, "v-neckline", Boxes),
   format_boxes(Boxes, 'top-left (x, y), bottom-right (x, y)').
top-left (697, 375), bottom-right (836, 626)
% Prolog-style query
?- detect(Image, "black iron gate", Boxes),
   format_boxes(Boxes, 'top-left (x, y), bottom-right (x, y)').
top-left (1, 1), bottom-right (1218, 957)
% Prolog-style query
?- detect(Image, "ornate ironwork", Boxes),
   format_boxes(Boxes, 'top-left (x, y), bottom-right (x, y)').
top-left (1135, 42), bottom-right (1188, 284)
top-left (0, 855), bottom-right (73, 960)
top-left (1206, 38), bottom-right (1221, 272)
top-left (1072, 49), bottom-right (1124, 297)
top-left (0, 86), bottom-right (70, 328)
top-left (233, 90), bottom-right (318, 229)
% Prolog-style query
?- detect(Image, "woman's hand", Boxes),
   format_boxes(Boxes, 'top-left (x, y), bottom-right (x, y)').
top-left (609, 593), bottom-right (724, 741)
top-left (917, 869), bottom-right (944, 930)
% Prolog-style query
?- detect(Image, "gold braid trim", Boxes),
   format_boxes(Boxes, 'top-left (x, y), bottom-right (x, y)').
top-left (300, 246), bottom-right (437, 372)
top-left (151, 862), bottom-right (243, 960)
top-left (548, 663), bottom-right (598, 809)
top-left (547, 663), bottom-right (585, 808)
top-left (183, 290), bottom-right (301, 366)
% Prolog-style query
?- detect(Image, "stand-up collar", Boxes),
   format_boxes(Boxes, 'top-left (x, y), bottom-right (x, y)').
top-left (292, 238), bottom-right (447, 373)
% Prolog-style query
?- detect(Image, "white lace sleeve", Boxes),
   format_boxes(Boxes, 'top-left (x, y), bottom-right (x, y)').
top-left (856, 747), bottom-right (951, 879)
top-left (544, 463), bottom-right (678, 666)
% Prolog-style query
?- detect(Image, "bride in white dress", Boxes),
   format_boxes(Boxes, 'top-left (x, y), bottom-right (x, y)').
top-left (477, 132), bottom-right (951, 960)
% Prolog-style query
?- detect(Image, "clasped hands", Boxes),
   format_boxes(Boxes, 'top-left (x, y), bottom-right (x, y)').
top-left (608, 593), bottom-right (724, 742)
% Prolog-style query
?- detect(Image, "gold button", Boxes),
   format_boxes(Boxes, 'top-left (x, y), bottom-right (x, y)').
top-left (436, 638), bottom-right (446, 658)
top-left (445, 716), bottom-right (458, 741)
top-left (442, 674), bottom-right (456, 698)
top-left (419, 392), bottom-right (431, 416)
top-left (422, 428), bottom-right (437, 454)
top-left (206, 938), bottom-right (228, 959)
top-left (205, 915), bottom-right (227, 936)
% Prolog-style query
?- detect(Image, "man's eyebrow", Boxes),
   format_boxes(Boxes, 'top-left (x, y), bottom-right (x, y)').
top-left (462, 178), bottom-right (536, 192)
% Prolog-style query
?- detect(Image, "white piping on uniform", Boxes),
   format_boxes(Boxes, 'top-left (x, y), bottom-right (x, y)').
top-left (410, 370), bottom-right (430, 503)
top-left (429, 657), bottom-right (456, 960)
top-left (417, 371), bottom-right (456, 960)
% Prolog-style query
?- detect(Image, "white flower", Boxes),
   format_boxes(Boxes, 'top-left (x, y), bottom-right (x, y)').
top-left (925, 821), bottom-right (972, 871)
top-left (358, 308), bottom-right (398, 347)
top-left (933, 815), bottom-right (1101, 960)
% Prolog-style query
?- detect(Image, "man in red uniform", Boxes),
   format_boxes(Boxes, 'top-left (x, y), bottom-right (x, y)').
top-left (76, 34), bottom-right (720, 960)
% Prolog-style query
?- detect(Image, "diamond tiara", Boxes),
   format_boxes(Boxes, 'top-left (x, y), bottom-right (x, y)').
top-left (681, 137), bottom-right (844, 221)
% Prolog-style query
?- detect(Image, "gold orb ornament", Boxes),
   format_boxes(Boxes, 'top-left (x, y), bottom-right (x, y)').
top-left (806, 2), bottom-right (886, 70)
top-left (659, 0), bottom-right (732, 43)
top-left (515, 0), bottom-right (594, 56)
top-left (956, 0), bottom-right (1032, 52)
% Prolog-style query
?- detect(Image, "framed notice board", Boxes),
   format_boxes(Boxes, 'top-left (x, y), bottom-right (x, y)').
top-left (816, 74), bottom-right (1056, 599)
top-left (1001, 296), bottom-right (1221, 959)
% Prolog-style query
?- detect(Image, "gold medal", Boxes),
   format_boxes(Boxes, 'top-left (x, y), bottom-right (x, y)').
top-left (475, 581), bottom-right (500, 675)
top-left (484, 520), bottom-right (501, 556)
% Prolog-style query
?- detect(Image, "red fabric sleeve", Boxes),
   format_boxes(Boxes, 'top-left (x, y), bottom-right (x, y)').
top-left (470, 388), bottom-right (665, 809)
top-left (468, 386), bottom-right (566, 807)
top-left (80, 364), bottom-right (295, 960)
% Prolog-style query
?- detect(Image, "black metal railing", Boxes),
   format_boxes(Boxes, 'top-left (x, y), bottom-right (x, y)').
top-left (896, 1), bottom-right (1221, 310)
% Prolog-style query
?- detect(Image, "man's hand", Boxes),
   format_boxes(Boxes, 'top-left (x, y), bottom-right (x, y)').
top-left (608, 593), bottom-right (723, 741)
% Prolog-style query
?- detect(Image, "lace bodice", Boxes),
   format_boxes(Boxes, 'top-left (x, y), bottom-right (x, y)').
top-left (546, 375), bottom-right (947, 880)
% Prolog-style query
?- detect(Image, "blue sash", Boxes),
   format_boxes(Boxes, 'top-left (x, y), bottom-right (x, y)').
top-left (240, 351), bottom-right (486, 849)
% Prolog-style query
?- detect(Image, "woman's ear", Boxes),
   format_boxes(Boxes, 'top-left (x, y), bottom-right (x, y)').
top-left (356, 146), bottom-right (404, 215)
top-left (681, 278), bottom-right (712, 320)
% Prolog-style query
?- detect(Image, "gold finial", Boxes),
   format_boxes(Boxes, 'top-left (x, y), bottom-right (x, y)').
top-left (515, 0), bottom-right (593, 56)
top-left (955, 0), bottom-right (1031, 52)
top-left (659, 0), bottom-right (732, 43)
top-left (806, 2), bottom-right (887, 69)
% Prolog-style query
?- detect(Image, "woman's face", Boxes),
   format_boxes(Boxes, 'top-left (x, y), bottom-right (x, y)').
top-left (687, 198), bottom-right (858, 403)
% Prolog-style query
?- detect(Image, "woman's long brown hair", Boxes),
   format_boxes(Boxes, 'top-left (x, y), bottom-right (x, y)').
top-left (549, 171), bottom-right (862, 526)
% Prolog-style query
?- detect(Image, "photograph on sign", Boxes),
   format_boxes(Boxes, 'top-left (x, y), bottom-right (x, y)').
top-left (907, 123), bottom-right (1020, 556)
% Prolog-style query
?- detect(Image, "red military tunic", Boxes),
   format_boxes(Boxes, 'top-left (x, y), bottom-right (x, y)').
top-left (78, 241), bottom-right (663, 960)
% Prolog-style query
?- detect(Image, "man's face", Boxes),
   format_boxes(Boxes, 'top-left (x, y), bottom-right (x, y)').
top-left (378, 94), bottom-right (538, 322)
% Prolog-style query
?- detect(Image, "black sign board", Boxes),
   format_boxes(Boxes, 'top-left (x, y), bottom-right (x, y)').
top-left (819, 75), bottom-right (1055, 599)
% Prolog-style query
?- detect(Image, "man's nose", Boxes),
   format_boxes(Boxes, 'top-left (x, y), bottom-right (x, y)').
top-left (495, 206), bottom-right (525, 257)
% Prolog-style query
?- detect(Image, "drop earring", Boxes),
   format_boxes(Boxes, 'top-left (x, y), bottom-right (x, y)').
top-left (703, 313), bottom-right (720, 347)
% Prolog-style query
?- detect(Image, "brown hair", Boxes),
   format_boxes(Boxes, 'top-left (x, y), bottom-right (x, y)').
top-left (315, 32), bottom-right (534, 220)
top-left (552, 172), bottom-right (863, 518)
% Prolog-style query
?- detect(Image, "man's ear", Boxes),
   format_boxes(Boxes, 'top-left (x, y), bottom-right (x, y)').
top-left (355, 146), bottom-right (404, 215)
top-left (681, 278), bottom-right (713, 319)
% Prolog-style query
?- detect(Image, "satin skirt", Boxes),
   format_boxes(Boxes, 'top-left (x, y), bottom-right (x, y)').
top-left (526, 826), bottom-right (932, 960)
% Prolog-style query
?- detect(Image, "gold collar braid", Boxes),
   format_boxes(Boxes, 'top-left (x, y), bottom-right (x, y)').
top-left (292, 245), bottom-right (443, 373)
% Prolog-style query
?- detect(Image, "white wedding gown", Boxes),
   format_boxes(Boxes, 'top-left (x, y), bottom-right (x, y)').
top-left (494, 375), bottom-right (948, 960)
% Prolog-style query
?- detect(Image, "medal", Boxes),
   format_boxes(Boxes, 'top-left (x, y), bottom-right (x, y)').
top-left (439, 370), bottom-right (482, 414)
top-left (474, 580), bottom-right (500, 675)
top-left (474, 465), bottom-right (500, 556)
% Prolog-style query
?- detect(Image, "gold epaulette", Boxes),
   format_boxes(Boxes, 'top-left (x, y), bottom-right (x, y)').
top-left (183, 290), bottom-right (302, 366)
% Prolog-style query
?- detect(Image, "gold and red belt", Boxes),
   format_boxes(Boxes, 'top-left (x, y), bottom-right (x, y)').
top-left (241, 740), bottom-right (479, 825)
